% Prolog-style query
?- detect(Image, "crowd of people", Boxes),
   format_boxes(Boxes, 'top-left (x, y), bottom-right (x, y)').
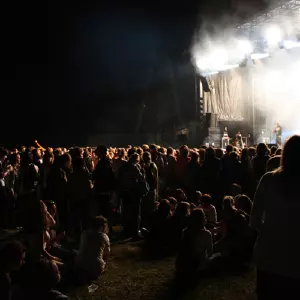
top-left (0, 137), bottom-right (300, 299)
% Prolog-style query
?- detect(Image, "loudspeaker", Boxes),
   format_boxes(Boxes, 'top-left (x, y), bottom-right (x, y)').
top-left (206, 113), bottom-right (218, 128)
top-left (200, 75), bottom-right (214, 92)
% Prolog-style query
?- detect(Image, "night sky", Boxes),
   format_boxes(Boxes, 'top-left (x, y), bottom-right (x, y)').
top-left (0, 1), bottom-right (267, 147)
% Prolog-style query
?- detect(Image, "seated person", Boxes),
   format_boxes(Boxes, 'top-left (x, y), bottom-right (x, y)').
top-left (75, 216), bottom-right (110, 283)
top-left (214, 196), bottom-right (252, 263)
top-left (45, 201), bottom-right (75, 265)
top-left (146, 200), bottom-right (172, 255)
top-left (235, 194), bottom-right (253, 216)
top-left (0, 241), bottom-right (25, 300)
top-left (41, 201), bottom-right (63, 267)
top-left (176, 209), bottom-right (217, 278)
top-left (198, 194), bottom-right (217, 227)
top-left (168, 202), bottom-right (190, 250)
top-left (167, 197), bottom-right (177, 215)
top-left (17, 258), bottom-right (68, 300)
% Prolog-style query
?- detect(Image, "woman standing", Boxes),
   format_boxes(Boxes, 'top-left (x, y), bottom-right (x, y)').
top-left (251, 135), bottom-right (300, 299)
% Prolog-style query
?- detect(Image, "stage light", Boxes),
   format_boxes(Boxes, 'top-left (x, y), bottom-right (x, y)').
top-left (264, 25), bottom-right (282, 45)
top-left (196, 57), bottom-right (209, 71)
top-left (237, 40), bottom-right (253, 54)
top-left (251, 53), bottom-right (269, 60)
top-left (211, 48), bottom-right (228, 67)
top-left (282, 40), bottom-right (300, 49)
top-left (218, 64), bottom-right (240, 71)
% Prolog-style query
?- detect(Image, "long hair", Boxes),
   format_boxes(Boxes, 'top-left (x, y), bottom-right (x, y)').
top-left (278, 135), bottom-right (300, 176)
top-left (275, 135), bottom-right (300, 199)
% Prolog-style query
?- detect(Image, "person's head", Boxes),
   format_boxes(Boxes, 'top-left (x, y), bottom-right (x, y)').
top-left (179, 145), bottom-right (189, 158)
top-left (60, 153), bottom-right (72, 171)
top-left (187, 208), bottom-right (206, 230)
top-left (149, 144), bottom-right (158, 154)
top-left (248, 147), bottom-right (256, 158)
top-left (280, 135), bottom-right (300, 176)
top-left (158, 147), bottom-right (166, 155)
top-left (200, 194), bottom-right (213, 206)
top-left (72, 157), bottom-right (85, 171)
top-left (174, 189), bottom-right (187, 202)
top-left (33, 148), bottom-right (42, 159)
top-left (127, 147), bottom-right (137, 158)
top-left (167, 147), bottom-right (174, 156)
top-left (157, 199), bottom-right (171, 218)
top-left (45, 201), bottom-right (57, 218)
top-left (190, 151), bottom-right (199, 163)
top-left (95, 145), bottom-right (108, 159)
top-left (168, 197), bottom-right (177, 213)
top-left (118, 148), bottom-right (126, 159)
top-left (215, 148), bottom-right (224, 159)
top-left (90, 216), bottom-right (108, 234)
top-left (129, 153), bottom-right (140, 165)
top-left (69, 147), bottom-right (83, 160)
top-left (142, 144), bottom-right (149, 152)
top-left (142, 151), bottom-right (152, 164)
top-left (195, 191), bottom-right (202, 204)
top-left (241, 148), bottom-right (249, 162)
top-left (136, 147), bottom-right (143, 157)
top-left (175, 201), bottom-right (190, 217)
top-left (256, 143), bottom-right (268, 156)
top-left (0, 241), bottom-right (25, 272)
top-left (43, 151), bottom-right (54, 166)
top-left (226, 145), bottom-right (233, 154)
top-left (205, 147), bottom-right (215, 160)
top-left (235, 194), bottom-right (253, 215)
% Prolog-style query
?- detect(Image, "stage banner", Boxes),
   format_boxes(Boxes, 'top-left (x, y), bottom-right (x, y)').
top-left (203, 68), bottom-right (244, 121)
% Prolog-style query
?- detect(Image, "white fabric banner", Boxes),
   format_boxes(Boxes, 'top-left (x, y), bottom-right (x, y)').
top-left (203, 69), bottom-right (244, 121)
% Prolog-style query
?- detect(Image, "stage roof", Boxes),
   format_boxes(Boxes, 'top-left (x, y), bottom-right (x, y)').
top-left (236, 0), bottom-right (300, 40)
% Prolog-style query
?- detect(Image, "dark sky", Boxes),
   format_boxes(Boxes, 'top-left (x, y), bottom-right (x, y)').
top-left (0, 1), bottom-right (267, 147)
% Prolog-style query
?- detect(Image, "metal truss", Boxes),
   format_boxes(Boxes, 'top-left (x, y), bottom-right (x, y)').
top-left (236, 0), bottom-right (300, 39)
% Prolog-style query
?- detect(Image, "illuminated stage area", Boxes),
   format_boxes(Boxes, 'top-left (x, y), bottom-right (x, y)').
top-left (193, 0), bottom-right (300, 146)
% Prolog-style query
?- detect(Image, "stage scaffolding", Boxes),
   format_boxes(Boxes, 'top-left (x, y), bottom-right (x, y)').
top-left (236, 0), bottom-right (300, 40)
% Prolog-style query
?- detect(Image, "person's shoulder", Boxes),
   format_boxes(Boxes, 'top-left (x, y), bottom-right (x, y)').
top-left (100, 232), bottom-right (110, 245)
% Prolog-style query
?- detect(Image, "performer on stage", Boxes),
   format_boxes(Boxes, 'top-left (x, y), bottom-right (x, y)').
top-left (235, 131), bottom-right (244, 149)
top-left (273, 122), bottom-right (282, 147)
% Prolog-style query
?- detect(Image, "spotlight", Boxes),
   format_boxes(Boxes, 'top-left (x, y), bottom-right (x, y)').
top-left (237, 40), bottom-right (253, 54)
top-left (264, 25), bottom-right (282, 45)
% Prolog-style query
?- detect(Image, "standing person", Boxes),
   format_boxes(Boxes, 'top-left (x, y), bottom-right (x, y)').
top-left (119, 153), bottom-right (146, 240)
top-left (46, 153), bottom-right (72, 232)
top-left (251, 135), bottom-right (300, 299)
top-left (92, 145), bottom-right (116, 221)
top-left (273, 121), bottom-right (282, 147)
top-left (68, 157), bottom-right (92, 243)
top-left (141, 152), bottom-right (158, 229)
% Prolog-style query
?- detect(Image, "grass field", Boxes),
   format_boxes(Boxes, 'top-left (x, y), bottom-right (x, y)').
top-left (69, 242), bottom-right (257, 300)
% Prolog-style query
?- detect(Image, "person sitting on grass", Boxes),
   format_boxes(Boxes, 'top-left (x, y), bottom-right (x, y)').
top-left (198, 194), bottom-right (217, 228)
top-left (168, 202), bottom-right (191, 251)
top-left (75, 216), bottom-right (110, 284)
top-left (0, 241), bottom-right (25, 300)
top-left (176, 209), bottom-right (218, 278)
top-left (146, 199), bottom-right (172, 255)
top-left (18, 258), bottom-right (68, 300)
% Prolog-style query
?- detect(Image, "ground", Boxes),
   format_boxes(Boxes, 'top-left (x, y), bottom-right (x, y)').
top-left (69, 242), bottom-right (256, 300)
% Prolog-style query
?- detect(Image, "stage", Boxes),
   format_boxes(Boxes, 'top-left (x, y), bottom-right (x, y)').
top-left (194, 0), bottom-right (300, 146)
